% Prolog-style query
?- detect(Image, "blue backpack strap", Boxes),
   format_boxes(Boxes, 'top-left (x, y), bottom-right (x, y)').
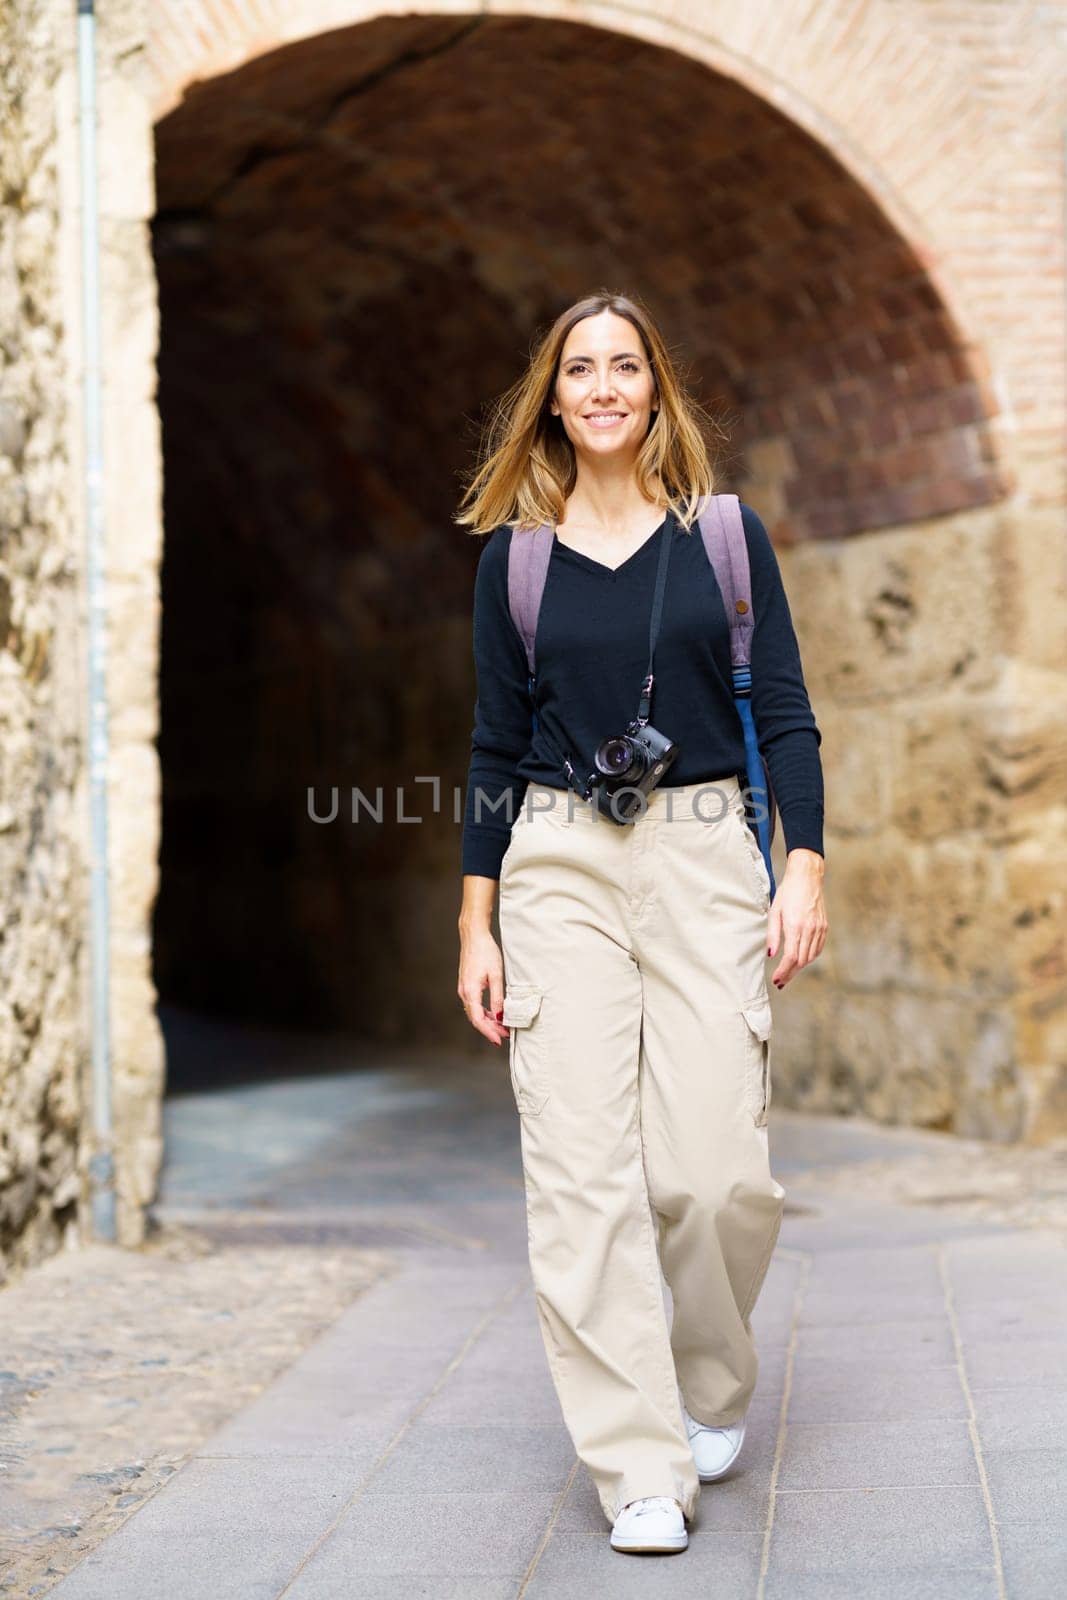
top-left (696, 493), bottom-right (778, 896)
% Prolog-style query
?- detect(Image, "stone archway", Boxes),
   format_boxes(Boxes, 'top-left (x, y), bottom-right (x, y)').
top-left (143, 4), bottom-right (1036, 1135)
top-left (7, 0), bottom-right (1065, 1280)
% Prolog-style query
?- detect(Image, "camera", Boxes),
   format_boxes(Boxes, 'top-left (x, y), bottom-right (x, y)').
top-left (590, 721), bottom-right (680, 823)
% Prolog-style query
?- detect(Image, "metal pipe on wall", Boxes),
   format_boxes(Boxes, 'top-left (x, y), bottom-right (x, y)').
top-left (75, 0), bottom-right (116, 1242)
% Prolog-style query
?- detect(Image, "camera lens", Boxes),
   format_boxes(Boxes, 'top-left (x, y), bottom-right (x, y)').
top-left (594, 735), bottom-right (645, 783)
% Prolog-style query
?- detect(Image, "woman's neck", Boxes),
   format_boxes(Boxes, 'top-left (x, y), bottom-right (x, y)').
top-left (558, 476), bottom-right (667, 539)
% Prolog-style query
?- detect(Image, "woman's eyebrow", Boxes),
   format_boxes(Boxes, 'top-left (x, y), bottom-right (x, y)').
top-left (563, 351), bottom-right (644, 363)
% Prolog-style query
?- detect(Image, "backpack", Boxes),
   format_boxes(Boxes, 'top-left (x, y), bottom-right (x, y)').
top-left (505, 491), bottom-right (778, 898)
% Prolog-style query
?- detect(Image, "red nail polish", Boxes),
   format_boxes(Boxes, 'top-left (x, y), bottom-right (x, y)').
top-left (496, 1010), bottom-right (504, 1021)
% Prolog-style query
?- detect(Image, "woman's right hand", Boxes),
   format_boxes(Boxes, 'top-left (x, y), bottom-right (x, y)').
top-left (457, 916), bottom-right (509, 1047)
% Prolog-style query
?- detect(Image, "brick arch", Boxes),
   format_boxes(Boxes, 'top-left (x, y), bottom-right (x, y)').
top-left (150, 7), bottom-right (1006, 546)
top-left (146, 0), bottom-right (1004, 365)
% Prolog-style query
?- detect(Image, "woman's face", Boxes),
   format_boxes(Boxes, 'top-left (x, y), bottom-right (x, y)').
top-left (550, 309), bottom-right (658, 462)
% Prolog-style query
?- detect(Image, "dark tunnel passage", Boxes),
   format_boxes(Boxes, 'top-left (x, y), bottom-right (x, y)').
top-left (149, 11), bottom-right (1005, 1081)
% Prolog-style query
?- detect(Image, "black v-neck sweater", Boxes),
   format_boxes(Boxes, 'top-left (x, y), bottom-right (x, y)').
top-left (461, 502), bottom-right (824, 879)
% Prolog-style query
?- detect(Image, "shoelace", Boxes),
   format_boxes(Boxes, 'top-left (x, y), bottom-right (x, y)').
top-left (631, 1497), bottom-right (681, 1517)
top-left (686, 1416), bottom-right (741, 1440)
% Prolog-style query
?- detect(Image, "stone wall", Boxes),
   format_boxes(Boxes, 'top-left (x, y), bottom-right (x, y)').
top-left (781, 501), bottom-right (1067, 1139)
top-left (0, 0), bottom-right (86, 1278)
top-left (0, 0), bottom-right (164, 1281)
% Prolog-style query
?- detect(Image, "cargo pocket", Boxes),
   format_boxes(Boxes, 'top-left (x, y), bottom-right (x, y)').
top-left (732, 806), bottom-right (772, 909)
top-left (499, 808), bottom-right (527, 883)
top-left (740, 993), bottom-right (774, 1126)
top-left (502, 984), bottom-right (550, 1116)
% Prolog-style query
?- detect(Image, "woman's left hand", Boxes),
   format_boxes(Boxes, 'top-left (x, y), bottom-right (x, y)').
top-left (767, 849), bottom-right (827, 988)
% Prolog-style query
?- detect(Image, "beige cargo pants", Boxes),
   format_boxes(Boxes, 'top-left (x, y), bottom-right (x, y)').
top-left (497, 774), bottom-right (786, 1525)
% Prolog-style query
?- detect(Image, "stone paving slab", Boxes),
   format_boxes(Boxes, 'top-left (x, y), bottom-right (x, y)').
top-left (761, 1571), bottom-right (1003, 1600)
top-left (287, 1490), bottom-right (560, 1585)
top-left (777, 1418), bottom-right (980, 1490)
top-left (998, 1522), bottom-right (1067, 1600)
top-left (30, 1033), bottom-right (1067, 1599)
top-left (368, 1423), bottom-right (577, 1495)
top-left (768, 1481), bottom-right (994, 1562)
top-left (524, 1527), bottom-right (766, 1596)
top-left (971, 1386), bottom-right (1067, 1451)
top-left (36, 1530), bottom-right (312, 1600)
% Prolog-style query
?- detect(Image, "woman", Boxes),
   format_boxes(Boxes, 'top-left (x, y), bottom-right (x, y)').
top-left (455, 290), bottom-right (827, 1555)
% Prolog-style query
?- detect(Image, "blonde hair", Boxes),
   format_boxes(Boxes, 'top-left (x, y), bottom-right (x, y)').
top-left (454, 289), bottom-right (730, 536)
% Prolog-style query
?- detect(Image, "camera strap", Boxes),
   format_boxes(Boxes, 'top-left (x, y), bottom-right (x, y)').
top-left (529, 513), bottom-right (675, 803)
top-left (633, 509), bottom-right (673, 728)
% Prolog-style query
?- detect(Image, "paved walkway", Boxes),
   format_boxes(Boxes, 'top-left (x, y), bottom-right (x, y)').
top-left (45, 1024), bottom-right (1067, 1599)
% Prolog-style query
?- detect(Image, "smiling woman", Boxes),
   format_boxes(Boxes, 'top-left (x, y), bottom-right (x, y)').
top-left (563, 351), bottom-right (646, 427)
top-left (454, 290), bottom-right (722, 539)
top-left (454, 288), bottom-right (827, 1555)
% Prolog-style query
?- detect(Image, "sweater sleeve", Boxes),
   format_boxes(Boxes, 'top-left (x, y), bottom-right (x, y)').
top-left (742, 503), bottom-right (825, 857)
top-left (460, 526), bottom-right (534, 879)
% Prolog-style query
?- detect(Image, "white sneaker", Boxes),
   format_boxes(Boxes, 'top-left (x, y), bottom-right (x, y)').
top-left (610, 1495), bottom-right (688, 1554)
top-left (682, 1401), bottom-right (746, 1481)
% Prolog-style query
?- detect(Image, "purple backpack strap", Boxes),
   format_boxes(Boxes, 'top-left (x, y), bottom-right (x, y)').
top-left (506, 497), bottom-right (751, 674)
top-left (695, 493), bottom-right (753, 667)
top-left (506, 523), bottom-right (554, 676)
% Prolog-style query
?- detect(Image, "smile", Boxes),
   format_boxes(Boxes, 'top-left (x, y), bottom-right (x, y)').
top-left (584, 413), bottom-right (627, 428)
